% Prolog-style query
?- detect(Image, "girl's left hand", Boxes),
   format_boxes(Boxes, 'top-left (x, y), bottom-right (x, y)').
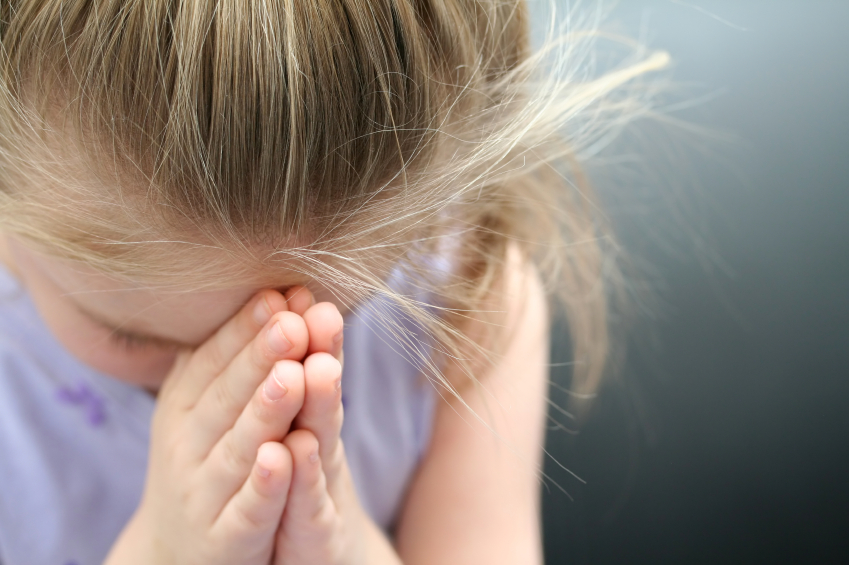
top-left (274, 303), bottom-right (401, 565)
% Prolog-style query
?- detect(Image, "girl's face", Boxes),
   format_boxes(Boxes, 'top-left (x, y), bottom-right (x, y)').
top-left (1, 236), bottom-right (303, 391)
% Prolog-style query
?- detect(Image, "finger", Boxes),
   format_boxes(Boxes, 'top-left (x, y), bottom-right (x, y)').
top-left (284, 286), bottom-right (315, 317)
top-left (190, 311), bottom-right (309, 456)
top-left (303, 302), bottom-right (344, 359)
top-left (163, 290), bottom-right (288, 409)
top-left (200, 360), bottom-right (306, 510)
top-left (294, 353), bottom-right (345, 486)
top-left (213, 442), bottom-right (293, 548)
top-left (281, 430), bottom-right (337, 535)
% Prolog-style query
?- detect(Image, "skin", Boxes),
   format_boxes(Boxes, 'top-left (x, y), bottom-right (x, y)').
top-left (0, 226), bottom-right (548, 564)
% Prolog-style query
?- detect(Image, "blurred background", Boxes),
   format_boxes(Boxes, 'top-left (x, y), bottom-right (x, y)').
top-left (537, 2), bottom-right (849, 563)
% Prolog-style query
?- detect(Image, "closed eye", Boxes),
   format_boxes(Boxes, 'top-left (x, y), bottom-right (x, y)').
top-left (106, 327), bottom-right (160, 350)
top-left (85, 315), bottom-right (184, 350)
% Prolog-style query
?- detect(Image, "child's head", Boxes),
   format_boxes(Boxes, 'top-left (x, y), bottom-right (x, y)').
top-left (0, 1), bottom-right (667, 393)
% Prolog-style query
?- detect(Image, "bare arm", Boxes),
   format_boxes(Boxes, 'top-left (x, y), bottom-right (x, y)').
top-left (395, 251), bottom-right (550, 564)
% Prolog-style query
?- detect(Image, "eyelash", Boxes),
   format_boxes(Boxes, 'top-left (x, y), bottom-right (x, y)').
top-left (107, 329), bottom-right (155, 351)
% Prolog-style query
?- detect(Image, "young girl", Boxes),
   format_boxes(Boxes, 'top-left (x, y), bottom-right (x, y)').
top-left (0, 1), bottom-right (667, 564)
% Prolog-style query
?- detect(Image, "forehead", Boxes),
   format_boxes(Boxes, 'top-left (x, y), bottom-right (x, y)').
top-left (16, 240), bottom-right (300, 345)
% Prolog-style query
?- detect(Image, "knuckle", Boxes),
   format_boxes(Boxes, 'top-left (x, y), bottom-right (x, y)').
top-left (212, 378), bottom-right (238, 414)
top-left (283, 429), bottom-right (316, 462)
top-left (220, 431), bottom-right (252, 475)
top-left (250, 392), bottom-right (270, 422)
top-left (250, 329), bottom-right (274, 368)
top-left (296, 429), bottom-right (319, 453)
top-left (162, 351), bottom-right (192, 390)
top-left (310, 498), bottom-right (338, 531)
top-left (334, 439), bottom-right (347, 462)
top-left (184, 491), bottom-right (209, 525)
top-left (232, 501), bottom-right (267, 533)
top-left (160, 432), bottom-right (185, 463)
top-left (330, 405), bottom-right (344, 432)
top-left (202, 340), bottom-right (228, 375)
top-left (250, 389), bottom-right (278, 423)
top-left (152, 420), bottom-right (192, 467)
top-left (326, 441), bottom-right (345, 474)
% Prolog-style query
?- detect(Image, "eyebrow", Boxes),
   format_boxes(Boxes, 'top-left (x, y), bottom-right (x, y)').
top-left (73, 300), bottom-right (195, 349)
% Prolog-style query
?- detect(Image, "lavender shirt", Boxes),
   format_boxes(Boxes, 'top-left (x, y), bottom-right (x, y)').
top-left (0, 267), bottom-right (435, 565)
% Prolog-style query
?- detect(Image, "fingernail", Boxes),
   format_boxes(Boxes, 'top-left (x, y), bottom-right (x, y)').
top-left (267, 321), bottom-right (292, 355)
top-left (334, 378), bottom-right (342, 392)
top-left (309, 451), bottom-right (319, 463)
top-left (332, 329), bottom-right (344, 344)
top-left (256, 447), bottom-right (275, 478)
top-left (263, 366), bottom-right (288, 401)
top-left (253, 295), bottom-right (273, 326)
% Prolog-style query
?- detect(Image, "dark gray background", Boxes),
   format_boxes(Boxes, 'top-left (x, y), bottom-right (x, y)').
top-left (538, 2), bottom-right (849, 563)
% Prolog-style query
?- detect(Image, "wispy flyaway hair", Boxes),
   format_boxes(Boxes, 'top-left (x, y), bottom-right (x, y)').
top-left (0, 0), bottom-right (668, 397)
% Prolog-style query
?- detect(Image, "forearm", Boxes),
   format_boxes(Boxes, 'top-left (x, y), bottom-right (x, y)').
top-left (363, 518), bottom-right (404, 565)
top-left (103, 510), bottom-right (160, 565)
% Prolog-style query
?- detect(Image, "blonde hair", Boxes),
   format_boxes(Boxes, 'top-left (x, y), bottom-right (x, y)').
top-left (0, 0), bottom-right (667, 399)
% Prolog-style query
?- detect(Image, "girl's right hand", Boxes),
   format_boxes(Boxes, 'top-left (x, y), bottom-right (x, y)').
top-left (105, 289), bottom-right (315, 565)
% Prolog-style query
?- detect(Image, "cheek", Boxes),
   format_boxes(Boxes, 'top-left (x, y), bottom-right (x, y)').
top-left (9, 241), bottom-right (182, 390)
top-left (53, 322), bottom-right (178, 389)
top-left (19, 276), bottom-right (177, 389)
top-left (43, 312), bottom-right (178, 389)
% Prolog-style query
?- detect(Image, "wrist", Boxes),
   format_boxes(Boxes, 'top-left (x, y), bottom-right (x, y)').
top-left (362, 514), bottom-right (404, 565)
top-left (104, 506), bottom-right (161, 565)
